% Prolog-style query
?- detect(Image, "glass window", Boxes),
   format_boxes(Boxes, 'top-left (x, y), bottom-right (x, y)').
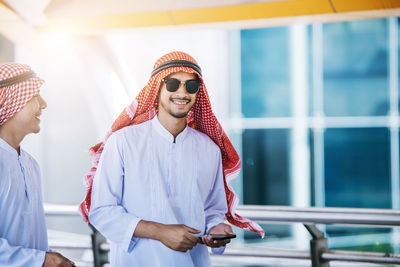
top-left (307, 25), bottom-right (314, 117)
top-left (309, 129), bottom-right (316, 206)
top-left (226, 130), bottom-right (243, 203)
top-left (398, 18), bottom-right (400, 109)
top-left (326, 225), bottom-right (393, 253)
top-left (324, 128), bottom-right (391, 208)
top-left (242, 129), bottom-right (291, 240)
top-left (323, 19), bottom-right (389, 116)
top-left (241, 27), bottom-right (290, 118)
top-left (242, 129), bottom-right (290, 205)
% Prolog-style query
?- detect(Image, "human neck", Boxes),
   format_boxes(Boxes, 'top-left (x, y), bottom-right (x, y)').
top-left (157, 112), bottom-right (187, 138)
top-left (0, 124), bottom-right (25, 154)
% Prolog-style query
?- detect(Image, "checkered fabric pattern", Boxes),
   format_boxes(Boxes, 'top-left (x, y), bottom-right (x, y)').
top-left (0, 63), bottom-right (44, 125)
top-left (80, 51), bottom-right (265, 237)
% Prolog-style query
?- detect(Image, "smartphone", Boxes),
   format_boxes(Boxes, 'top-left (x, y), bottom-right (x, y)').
top-left (209, 233), bottom-right (237, 241)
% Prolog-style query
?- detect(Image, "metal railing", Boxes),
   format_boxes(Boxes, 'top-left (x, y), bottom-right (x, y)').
top-left (236, 205), bottom-right (400, 226)
top-left (44, 204), bottom-right (400, 267)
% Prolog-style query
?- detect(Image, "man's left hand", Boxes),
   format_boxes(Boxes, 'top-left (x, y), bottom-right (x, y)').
top-left (200, 223), bottom-right (235, 248)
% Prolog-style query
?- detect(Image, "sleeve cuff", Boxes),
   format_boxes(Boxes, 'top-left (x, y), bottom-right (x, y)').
top-left (211, 246), bottom-right (226, 255)
top-left (122, 217), bottom-right (141, 252)
top-left (206, 216), bottom-right (225, 233)
top-left (37, 250), bottom-right (46, 267)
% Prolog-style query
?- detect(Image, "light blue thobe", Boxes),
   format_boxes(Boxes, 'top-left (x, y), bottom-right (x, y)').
top-left (0, 137), bottom-right (48, 267)
top-left (89, 116), bottom-right (227, 267)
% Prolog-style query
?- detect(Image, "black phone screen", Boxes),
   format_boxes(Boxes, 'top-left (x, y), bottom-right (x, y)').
top-left (209, 234), bottom-right (237, 240)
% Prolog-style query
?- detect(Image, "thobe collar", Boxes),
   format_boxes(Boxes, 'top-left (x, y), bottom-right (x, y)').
top-left (152, 115), bottom-right (189, 143)
top-left (0, 137), bottom-right (20, 157)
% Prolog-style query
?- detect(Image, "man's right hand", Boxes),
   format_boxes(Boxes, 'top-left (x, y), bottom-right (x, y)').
top-left (157, 224), bottom-right (201, 252)
top-left (43, 252), bottom-right (75, 267)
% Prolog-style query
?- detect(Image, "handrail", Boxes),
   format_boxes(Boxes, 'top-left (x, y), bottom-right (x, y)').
top-left (218, 247), bottom-right (311, 260)
top-left (43, 203), bottom-right (400, 226)
top-left (236, 205), bottom-right (400, 226)
top-left (43, 203), bottom-right (400, 218)
top-left (321, 250), bottom-right (400, 264)
top-left (214, 247), bottom-right (400, 264)
top-left (44, 203), bottom-right (80, 216)
top-left (211, 248), bottom-right (400, 265)
top-left (240, 205), bottom-right (400, 214)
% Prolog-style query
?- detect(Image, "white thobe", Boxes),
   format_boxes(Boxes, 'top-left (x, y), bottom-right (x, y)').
top-left (89, 116), bottom-right (227, 267)
top-left (0, 138), bottom-right (48, 267)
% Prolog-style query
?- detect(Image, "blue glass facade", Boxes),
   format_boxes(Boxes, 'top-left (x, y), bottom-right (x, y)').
top-left (241, 27), bottom-right (291, 118)
top-left (323, 19), bottom-right (389, 116)
top-left (239, 17), bottom-right (399, 249)
top-left (324, 128), bottom-right (391, 208)
top-left (242, 129), bottom-right (290, 206)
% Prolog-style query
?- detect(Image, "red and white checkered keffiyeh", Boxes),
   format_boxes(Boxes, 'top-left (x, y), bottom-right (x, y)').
top-left (0, 63), bottom-right (44, 125)
top-left (80, 51), bottom-right (264, 237)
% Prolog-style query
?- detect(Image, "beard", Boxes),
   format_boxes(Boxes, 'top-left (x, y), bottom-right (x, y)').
top-left (164, 104), bottom-right (190, 118)
top-left (169, 110), bottom-right (188, 118)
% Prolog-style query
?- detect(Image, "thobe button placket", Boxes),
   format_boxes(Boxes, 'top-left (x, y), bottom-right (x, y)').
top-left (17, 156), bottom-right (29, 201)
top-left (167, 143), bottom-right (175, 197)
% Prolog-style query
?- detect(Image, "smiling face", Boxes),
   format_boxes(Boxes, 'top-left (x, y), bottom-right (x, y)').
top-left (158, 72), bottom-right (198, 119)
top-left (9, 94), bottom-right (47, 135)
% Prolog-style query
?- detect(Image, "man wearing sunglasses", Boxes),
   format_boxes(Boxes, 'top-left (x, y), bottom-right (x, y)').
top-left (83, 52), bottom-right (264, 267)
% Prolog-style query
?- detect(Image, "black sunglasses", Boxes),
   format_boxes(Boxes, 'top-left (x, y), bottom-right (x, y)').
top-left (162, 78), bottom-right (201, 94)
